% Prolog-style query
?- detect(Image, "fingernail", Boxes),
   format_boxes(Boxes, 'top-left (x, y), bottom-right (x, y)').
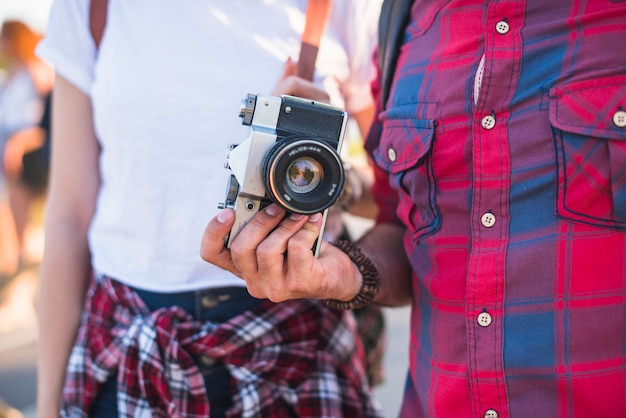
top-left (216, 209), bottom-right (233, 223)
top-left (309, 213), bottom-right (322, 223)
top-left (289, 213), bottom-right (305, 221)
top-left (265, 205), bottom-right (282, 216)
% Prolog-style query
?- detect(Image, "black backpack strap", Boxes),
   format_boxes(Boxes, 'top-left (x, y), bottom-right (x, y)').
top-left (378, 0), bottom-right (414, 110)
top-left (90, 0), bottom-right (108, 50)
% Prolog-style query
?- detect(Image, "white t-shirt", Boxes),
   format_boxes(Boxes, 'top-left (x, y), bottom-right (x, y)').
top-left (37, 0), bottom-right (381, 292)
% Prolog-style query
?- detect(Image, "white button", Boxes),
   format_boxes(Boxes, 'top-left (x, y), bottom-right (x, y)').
top-left (477, 311), bottom-right (492, 327)
top-left (613, 110), bottom-right (626, 128)
top-left (485, 409), bottom-right (499, 418)
top-left (495, 21), bottom-right (509, 34)
top-left (387, 147), bottom-right (397, 162)
top-left (481, 212), bottom-right (496, 228)
top-left (481, 115), bottom-right (496, 130)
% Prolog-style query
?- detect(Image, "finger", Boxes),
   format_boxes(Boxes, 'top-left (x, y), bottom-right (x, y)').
top-left (282, 57), bottom-right (298, 78)
top-left (255, 211), bottom-right (312, 272)
top-left (272, 58), bottom-right (298, 96)
top-left (229, 204), bottom-right (287, 274)
top-left (251, 212), bottom-right (323, 300)
top-left (284, 212), bottom-right (324, 256)
top-left (272, 75), bottom-right (330, 103)
top-left (199, 209), bottom-right (239, 276)
top-left (245, 211), bottom-right (319, 302)
top-left (285, 77), bottom-right (331, 103)
top-left (285, 238), bottom-right (360, 302)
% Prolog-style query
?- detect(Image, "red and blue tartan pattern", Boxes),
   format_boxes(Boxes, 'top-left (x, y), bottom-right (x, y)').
top-left (365, 0), bottom-right (626, 417)
top-left (61, 276), bottom-right (383, 417)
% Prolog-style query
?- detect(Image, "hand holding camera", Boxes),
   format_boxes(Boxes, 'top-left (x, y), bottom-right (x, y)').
top-left (219, 93), bottom-right (348, 256)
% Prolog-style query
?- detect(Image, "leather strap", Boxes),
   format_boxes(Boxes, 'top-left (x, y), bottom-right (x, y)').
top-left (378, 0), bottom-right (413, 110)
top-left (89, 0), bottom-right (108, 50)
top-left (297, 0), bottom-right (332, 81)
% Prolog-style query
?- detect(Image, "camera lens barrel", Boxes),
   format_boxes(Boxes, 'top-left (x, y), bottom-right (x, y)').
top-left (263, 137), bottom-right (345, 214)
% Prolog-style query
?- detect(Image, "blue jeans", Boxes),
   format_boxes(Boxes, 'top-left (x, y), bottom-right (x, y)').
top-left (89, 285), bottom-right (264, 418)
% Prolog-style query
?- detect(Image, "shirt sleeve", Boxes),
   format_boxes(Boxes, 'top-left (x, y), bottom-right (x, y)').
top-left (36, 0), bottom-right (97, 95)
top-left (331, 0), bottom-right (382, 115)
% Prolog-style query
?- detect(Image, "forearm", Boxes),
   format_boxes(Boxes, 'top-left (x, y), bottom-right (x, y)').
top-left (357, 222), bottom-right (412, 307)
top-left (9, 127), bottom-right (46, 153)
top-left (36, 217), bottom-right (92, 416)
top-left (36, 75), bottom-right (101, 416)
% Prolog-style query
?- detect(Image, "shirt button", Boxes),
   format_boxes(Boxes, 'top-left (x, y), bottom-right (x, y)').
top-left (613, 109), bottom-right (626, 128)
top-left (387, 147), bottom-right (397, 162)
top-left (481, 212), bottom-right (496, 228)
top-left (495, 20), bottom-right (509, 34)
top-left (481, 114), bottom-right (496, 130)
top-left (477, 311), bottom-right (492, 327)
top-left (485, 409), bottom-right (499, 418)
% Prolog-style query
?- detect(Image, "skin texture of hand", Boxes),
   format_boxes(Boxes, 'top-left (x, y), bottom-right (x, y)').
top-left (200, 204), bottom-right (362, 303)
top-left (271, 57), bottom-right (330, 103)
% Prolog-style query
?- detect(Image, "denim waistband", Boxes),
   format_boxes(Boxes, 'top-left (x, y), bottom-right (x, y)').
top-left (130, 284), bottom-right (265, 323)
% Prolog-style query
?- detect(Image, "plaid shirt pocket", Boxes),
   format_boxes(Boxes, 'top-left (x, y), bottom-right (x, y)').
top-left (550, 75), bottom-right (626, 230)
top-left (374, 107), bottom-right (440, 240)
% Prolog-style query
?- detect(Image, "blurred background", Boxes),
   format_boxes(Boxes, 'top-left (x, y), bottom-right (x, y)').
top-left (0, 1), bottom-right (51, 33)
top-left (0, 1), bottom-right (51, 417)
top-left (0, 1), bottom-right (410, 417)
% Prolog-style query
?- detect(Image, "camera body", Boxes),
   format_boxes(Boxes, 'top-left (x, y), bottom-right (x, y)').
top-left (219, 93), bottom-right (348, 257)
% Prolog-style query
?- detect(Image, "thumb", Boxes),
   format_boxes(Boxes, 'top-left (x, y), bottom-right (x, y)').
top-left (279, 57), bottom-right (298, 80)
top-left (200, 209), bottom-right (240, 276)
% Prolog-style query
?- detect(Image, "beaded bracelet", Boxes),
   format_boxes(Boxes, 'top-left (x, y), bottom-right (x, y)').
top-left (324, 239), bottom-right (381, 310)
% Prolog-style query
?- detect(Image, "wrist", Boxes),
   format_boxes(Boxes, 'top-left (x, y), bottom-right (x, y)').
top-left (324, 240), bottom-right (380, 310)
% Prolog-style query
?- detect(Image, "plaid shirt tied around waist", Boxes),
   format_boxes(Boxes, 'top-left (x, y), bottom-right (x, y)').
top-left (61, 276), bottom-right (383, 418)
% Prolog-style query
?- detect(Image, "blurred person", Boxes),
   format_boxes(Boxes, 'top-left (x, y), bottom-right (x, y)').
top-left (3, 91), bottom-right (52, 268)
top-left (0, 19), bottom-right (52, 279)
top-left (201, 0), bottom-right (626, 417)
top-left (35, 1), bottom-right (384, 417)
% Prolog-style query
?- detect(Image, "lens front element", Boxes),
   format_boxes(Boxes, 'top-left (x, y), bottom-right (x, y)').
top-left (287, 157), bottom-right (323, 194)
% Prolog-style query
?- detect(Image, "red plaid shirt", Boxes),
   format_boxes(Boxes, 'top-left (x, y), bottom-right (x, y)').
top-left (366, 0), bottom-right (626, 417)
top-left (61, 276), bottom-right (383, 417)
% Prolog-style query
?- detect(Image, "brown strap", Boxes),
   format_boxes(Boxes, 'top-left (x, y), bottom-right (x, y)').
top-left (89, 0), bottom-right (108, 50)
top-left (297, 0), bottom-right (332, 81)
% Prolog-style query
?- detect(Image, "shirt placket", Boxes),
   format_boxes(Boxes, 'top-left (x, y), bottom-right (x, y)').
top-left (466, 2), bottom-right (524, 417)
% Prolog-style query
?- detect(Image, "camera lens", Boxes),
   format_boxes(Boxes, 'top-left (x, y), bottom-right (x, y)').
top-left (263, 137), bottom-right (345, 214)
top-left (286, 157), bottom-right (323, 194)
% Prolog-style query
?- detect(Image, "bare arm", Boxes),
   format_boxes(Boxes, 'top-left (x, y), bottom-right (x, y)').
top-left (3, 127), bottom-right (46, 180)
top-left (355, 222), bottom-right (412, 306)
top-left (36, 75), bottom-right (100, 417)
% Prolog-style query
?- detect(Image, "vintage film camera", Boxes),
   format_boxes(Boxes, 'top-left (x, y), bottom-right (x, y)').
top-left (219, 93), bottom-right (348, 257)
